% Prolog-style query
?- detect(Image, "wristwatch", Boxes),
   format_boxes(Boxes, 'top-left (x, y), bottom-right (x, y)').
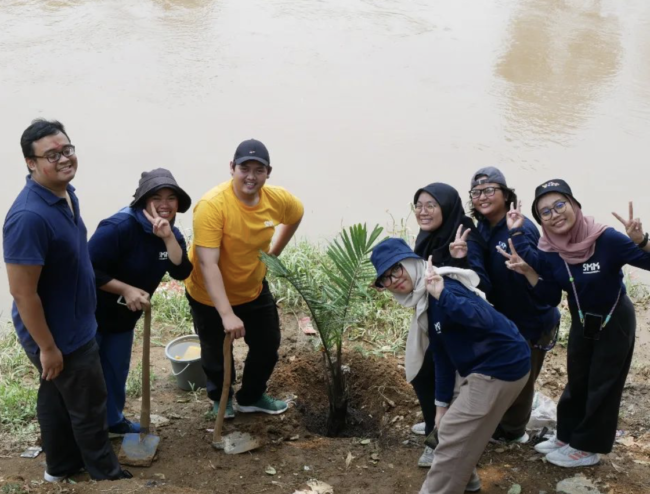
top-left (638, 232), bottom-right (649, 249)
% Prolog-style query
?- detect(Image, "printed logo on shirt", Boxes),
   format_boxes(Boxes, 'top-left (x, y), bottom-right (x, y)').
top-left (264, 220), bottom-right (275, 228)
top-left (541, 181), bottom-right (560, 188)
top-left (497, 241), bottom-right (508, 252)
top-left (159, 251), bottom-right (169, 261)
top-left (583, 262), bottom-right (600, 274)
top-left (434, 322), bottom-right (442, 334)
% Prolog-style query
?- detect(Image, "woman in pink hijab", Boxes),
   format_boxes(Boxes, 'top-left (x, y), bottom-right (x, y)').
top-left (498, 179), bottom-right (650, 469)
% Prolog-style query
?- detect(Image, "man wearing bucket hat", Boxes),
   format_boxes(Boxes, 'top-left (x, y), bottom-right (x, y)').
top-left (89, 168), bottom-right (193, 436)
top-left (185, 139), bottom-right (303, 418)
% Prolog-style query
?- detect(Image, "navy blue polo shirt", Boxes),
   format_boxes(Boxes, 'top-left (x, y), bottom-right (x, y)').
top-left (3, 177), bottom-right (97, 355)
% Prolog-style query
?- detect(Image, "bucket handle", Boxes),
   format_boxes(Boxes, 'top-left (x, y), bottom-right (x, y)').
top-left (171, 362), bottom-right (191, 376)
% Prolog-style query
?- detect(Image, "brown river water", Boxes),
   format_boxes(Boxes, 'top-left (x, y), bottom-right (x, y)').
top-left (1, 0), bottom-right (650, 318)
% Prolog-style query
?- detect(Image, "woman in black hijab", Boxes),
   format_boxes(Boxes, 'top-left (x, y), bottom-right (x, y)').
top-left (408, 182), bottom-right (491, 470)
top-left (414, 183), bottom-right (490, 290)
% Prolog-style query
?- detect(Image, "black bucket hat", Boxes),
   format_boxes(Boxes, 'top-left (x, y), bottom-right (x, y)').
top-left (130, 168), bottom-right (192, 213)
top-left (531, 179), bottom-right (581, 224)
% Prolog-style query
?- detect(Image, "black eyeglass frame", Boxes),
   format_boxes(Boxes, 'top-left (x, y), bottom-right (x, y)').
top-left (31, 144), bottom-right (76, 164)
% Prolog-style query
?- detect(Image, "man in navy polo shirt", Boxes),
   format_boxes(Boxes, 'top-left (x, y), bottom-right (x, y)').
top-left (3, 119), bottom-right (129, 482)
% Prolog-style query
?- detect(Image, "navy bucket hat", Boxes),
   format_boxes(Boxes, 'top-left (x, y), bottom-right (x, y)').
top-left (370, 238), bottom-right (421, 287)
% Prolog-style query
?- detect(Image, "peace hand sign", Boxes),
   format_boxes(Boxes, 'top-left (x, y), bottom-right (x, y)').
top-left (449, 225), bottom-right (471, 259)
top-left (496, 238), bottom-right (532, 275)
top-left (506, 200), bottom-right (524, 230)
top-left (143, 203), bottom-right (173, 239)
top-left (425, 255), bottom-right (445, 299)
top-left (612, 201), bottom-right (645, 245)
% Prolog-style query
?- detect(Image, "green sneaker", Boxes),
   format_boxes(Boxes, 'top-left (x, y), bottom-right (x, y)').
top-left (234, 394), bottom-right (288, 415)
top-left (212, 398), bottom-right (235, 419)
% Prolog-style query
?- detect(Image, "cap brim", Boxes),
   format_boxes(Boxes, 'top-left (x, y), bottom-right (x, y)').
top-left (234, 156), bottom-right (270, 167)
top-left (531, 191), bottom-right (581, 224)
top-left (130, 184), bottom-right (192, 213)
top-left (373, 252), bottom-right (422, 287)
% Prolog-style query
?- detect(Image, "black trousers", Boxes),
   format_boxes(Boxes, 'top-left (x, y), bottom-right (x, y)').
top-left (496, 338), bottom-right (549, 440)
top-left (557, 295), bottom-right (636, 454)
top-left (410, 348), bottom-right (436, 437)
top-left (186, 281), bottom-right (281, 405)
top-left (26, 340), bottom-right (122, 480)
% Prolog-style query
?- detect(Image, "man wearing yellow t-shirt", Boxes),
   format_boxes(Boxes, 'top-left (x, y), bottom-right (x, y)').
top-left (185, 139), bottom-right (303, 417)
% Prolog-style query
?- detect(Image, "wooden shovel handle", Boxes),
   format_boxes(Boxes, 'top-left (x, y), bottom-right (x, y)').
top-left (213, 332), bottom-right (233, 443)
top-left (140, 307), bottom-right (152, 435)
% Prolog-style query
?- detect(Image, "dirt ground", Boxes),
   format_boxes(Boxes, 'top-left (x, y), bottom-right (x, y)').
top-left (2, 307), bottom-right (650, 494)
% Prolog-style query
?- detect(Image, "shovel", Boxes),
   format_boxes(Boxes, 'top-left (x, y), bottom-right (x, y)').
top-left (212, 333), bottom-right (262, 454)
top-left (119, 307), bottom-right (160, 466)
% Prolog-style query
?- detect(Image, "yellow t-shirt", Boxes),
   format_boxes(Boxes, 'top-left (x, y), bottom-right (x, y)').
top-left (186, 180), bottom-right (304, 306)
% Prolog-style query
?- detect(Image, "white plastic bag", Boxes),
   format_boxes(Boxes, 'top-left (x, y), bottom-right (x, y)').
top-left (527, 391), bottom-right (557, 429)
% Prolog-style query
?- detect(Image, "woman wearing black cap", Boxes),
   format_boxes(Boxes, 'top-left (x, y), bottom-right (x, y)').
top-left (88, 168), bottom-right (193, 436)
top-left (468, 167), bottom-right (560, 444)
top-left (501, 179), bottom-right (650, 467)
top-left (409, 183), bottom-right (491, 467)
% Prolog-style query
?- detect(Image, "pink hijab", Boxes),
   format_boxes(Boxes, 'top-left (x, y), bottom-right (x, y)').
top-left (538, 197), bottom-right (609, 264)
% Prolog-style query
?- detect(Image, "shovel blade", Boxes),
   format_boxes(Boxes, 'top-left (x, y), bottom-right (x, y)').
top-left (223, 431), bottom-right (262, 455)
top-left (118, 433), bottom-right (160, 467)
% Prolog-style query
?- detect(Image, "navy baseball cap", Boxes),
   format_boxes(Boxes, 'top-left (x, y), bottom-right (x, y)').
top-left (233, 139), bottom-right (270, 167)
top-left (370, 238), bottom-right (421, 287)
top-left (531, 179), bottom-right (582, 224)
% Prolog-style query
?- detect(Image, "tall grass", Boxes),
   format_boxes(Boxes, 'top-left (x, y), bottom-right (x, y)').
top-left (0, 325), bottom-right (39, 448)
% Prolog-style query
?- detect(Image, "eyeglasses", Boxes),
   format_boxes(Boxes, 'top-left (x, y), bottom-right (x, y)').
top-left (413, 202), bottom-right (438, 214)
top-left (469, 186), bottom-right (501, 199)
top-left (31, 145), bottom-right (76, 163)
top-left (376, 263), bottom-right (404, 288)
top-left (539, 201), bottom-right (567, 221)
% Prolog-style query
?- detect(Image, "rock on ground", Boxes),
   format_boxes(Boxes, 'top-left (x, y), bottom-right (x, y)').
top-left (556, 475), bottom-right (601, 494)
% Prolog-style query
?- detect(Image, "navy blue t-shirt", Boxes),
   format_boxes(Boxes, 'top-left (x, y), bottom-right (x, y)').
top-left (3, 177), bottom-right (97, 355)
top-left (89, 207), bottom-right (193, 333)
top-left (512, 228), bottom-right (650, 314)
top-left (477, 217), bottom-right (560, 342)
top-left (427, 278), bottom-right (531, 404)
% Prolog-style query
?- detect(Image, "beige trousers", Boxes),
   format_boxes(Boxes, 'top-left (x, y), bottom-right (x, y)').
top-left (419, 372), bottom-right (529, 494)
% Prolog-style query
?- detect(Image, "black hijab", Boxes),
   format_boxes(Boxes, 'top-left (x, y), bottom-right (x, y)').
top-left (413, 183), bottom-right (485, 264)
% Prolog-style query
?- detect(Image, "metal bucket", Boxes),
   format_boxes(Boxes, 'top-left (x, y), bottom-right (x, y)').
top-left (164, 335), bottom-right (207, 391)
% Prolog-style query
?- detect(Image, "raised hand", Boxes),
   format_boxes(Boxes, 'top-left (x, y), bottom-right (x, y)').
top-left (143, 203), bottom-right (173, 239)
top-left (612, 201), bottom-right (645, 245)
top-left (506, 200), bottom-right (525, 230)
top-left (497, 239), bottom-right (532, 276)
top-left (425, 255), bottom-right (445, 299)
top-left (449, 225), bottom-right (471, 259)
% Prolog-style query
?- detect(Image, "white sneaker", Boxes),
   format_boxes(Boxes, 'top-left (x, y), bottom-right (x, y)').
top-left (418, 446), bottom-right (435, 468)
top-left (44, 472), bottom-right (66, 483)
top-left (534, 434), bottom-right (567, 454)
top-left (411, 422), bottom-right (426, 436)
top-left (546, 445), bottom-right (600, 468)
top-left (490, 432), bottom-right (530, 444)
